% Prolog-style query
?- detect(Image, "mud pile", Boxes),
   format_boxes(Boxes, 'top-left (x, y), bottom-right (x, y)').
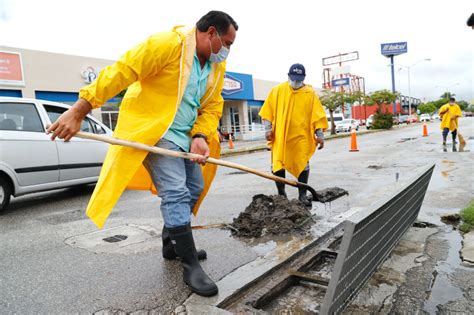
top-left (230, 194), bottom-right (313, 238)
top-left (312, 187), bottom-right (349, 203)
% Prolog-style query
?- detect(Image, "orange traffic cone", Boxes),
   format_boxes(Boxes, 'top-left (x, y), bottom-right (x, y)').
top-left (350, 128), bottom-right (359, 152)
top-left (228, 135), bottom-right (234, 149)
top-left (422, 122), bottom-right (428, 137)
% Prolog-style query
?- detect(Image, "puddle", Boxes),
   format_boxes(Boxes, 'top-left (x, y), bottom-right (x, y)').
top-left (423, 227), bottom-right (468, 313)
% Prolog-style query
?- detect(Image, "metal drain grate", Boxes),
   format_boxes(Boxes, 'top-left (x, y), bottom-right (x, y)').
top-left (103, 235), bottom-right (128, 243)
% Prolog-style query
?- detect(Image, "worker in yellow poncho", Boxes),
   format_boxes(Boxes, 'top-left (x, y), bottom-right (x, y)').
top-left (47, 11), bottom-right (238, 297)
top-left (259, 64), bottom-right (328, 207)
top-left (439, 97), bottom-right (462, 147)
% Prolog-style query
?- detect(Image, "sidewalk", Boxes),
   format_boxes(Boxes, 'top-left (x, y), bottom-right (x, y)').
top-left (220, 127), bottom-right (385, 157)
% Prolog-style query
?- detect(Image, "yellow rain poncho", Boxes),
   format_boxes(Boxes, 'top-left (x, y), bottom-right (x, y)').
top-left (439, 103), bottom-right (462, 131)
top-left (79, 26), bottom-right (226, 228)
top-left (259, 82), bottom-right (328, 177)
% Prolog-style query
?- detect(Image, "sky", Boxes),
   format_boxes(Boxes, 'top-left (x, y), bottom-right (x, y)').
top-left (1, 0), bottom-right (473, 102)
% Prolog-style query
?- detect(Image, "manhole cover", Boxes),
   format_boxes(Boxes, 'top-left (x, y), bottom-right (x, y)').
top-left (64, 224), bottom-right (161, 254)
top-left (103, 234), bottom-right (128, 243)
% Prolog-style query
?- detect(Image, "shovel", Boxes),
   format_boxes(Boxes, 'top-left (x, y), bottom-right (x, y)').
top-left (75, 131), bottom-right (323, 202)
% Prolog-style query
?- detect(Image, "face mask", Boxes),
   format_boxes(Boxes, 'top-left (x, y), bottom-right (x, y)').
top-left (209, 32), bottom-right (229, 63)
top-left (449, 102), bottom-right (454, 105)
top-left (289, 79), bottom-right (304, 89)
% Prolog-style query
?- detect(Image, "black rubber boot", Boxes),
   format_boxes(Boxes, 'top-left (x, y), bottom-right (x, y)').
top-left (273, 169), bottom-right (287, 197)
top-left (168, 224), bottom-right (218, 297)
top-left (162, 226), bottom-right (207, 260)
top-left (297, 169), bottom-right (312, 207)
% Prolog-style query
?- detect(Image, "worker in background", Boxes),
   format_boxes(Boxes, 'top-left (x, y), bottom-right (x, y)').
top-left (259, 64), bottom-right (328, 207)
top-left (439, 97), bottom-right (462, 148)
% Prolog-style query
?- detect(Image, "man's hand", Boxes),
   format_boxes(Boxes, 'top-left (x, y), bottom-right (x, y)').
top-left (46, 99), bottom-right (92, 141)
top-left (265, 131), bottom-right (273, 141)
top-left (317, 137), bottom-right (325, 150)
top-left (190, 137), bottom-right (210, 165)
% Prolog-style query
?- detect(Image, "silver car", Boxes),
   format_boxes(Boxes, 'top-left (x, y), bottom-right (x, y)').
top-left (0, 97), bottom-right (112, 211)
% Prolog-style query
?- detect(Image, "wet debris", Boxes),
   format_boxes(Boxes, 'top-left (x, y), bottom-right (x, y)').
top-left (441, 213), bottom-right (461, 224)
top-left (230, 194), bottom-right (313, 238)
top-left (368, 165), bottom-right (383, 170)
top-left (413, 221), bottom-right (438, 228)
top-left (311, 187), bottom-right (349, 203)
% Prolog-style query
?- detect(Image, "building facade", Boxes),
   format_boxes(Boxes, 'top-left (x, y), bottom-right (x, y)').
top-left (0, 46), bottom-right (278, 140)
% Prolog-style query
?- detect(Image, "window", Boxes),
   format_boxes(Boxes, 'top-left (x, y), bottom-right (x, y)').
top-left (44, 104), bottom-right (105, 134)
top-left (248, 106), bottom-right (262, 124)
top-left (0, 102), bottom-right (44, 132)
top-left (91, 121), bottom-right (107, 134)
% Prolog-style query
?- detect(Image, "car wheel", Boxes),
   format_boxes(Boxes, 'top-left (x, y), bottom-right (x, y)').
top-left (0, 177), bottom-right (12, 212)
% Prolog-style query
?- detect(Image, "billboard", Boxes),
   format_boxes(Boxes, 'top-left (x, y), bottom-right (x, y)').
top-left (0, 51), bottom-right (25, 86)
top-left (381, 42), bottom-right (408, 56)
top-left (323, 51), bottom-right (359, 66)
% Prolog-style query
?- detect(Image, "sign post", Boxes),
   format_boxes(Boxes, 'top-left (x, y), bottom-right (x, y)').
top-left (381, 42), bottom-right (407, 113)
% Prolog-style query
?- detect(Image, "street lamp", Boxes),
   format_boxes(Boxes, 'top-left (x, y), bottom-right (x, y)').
top-left (396, 58), bottom-right (431, 115)
top-left (435, 83), bottom-right (460, 99)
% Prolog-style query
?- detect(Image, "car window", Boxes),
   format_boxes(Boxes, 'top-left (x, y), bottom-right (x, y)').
top-left (43, 104), bottom-right (96, 133)
top-left (90, 120), bottom-right (107, 134)
top-left (0, 102), bottom-right (44, 132)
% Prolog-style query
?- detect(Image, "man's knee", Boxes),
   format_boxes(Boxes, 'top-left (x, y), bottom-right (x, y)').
top-left (189, 178), bottom-right (204, 200)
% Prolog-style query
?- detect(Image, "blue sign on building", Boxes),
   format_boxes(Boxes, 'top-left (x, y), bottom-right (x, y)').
top-left (222, 71), bottom-right (254, 100)
top-left (381, 42), bottom-right (408, 56)
top-left (331, 78), bottom-right (350, 87)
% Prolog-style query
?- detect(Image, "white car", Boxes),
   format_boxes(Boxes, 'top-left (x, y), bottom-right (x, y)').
top-left (0, 97), bottom-right (112, 211)
top-left (431, 114), bottom-right (440, 120)
top-left (335, 119), bottom-right (359, 133)
top-left (419, 114), bottom-right (431, 122)
top-left (366, 115), bottom-right (374, 129)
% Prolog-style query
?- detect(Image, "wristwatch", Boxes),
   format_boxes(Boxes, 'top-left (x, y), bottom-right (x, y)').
top-left (192, 133), bottom-right (207, 141)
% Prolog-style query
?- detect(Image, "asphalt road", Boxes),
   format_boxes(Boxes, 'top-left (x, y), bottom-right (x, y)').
top-left (1, 118), bottom-right (472, 314)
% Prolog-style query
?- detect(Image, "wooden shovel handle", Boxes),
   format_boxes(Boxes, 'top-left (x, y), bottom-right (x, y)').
top-left (75, 131), bottom-right (301, 188)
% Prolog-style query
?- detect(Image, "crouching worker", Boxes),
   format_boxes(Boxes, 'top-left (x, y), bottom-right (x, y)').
top-left (259, 64), bottom-right (328, 207)
top-left (47, 11), bottom-right (238, 297)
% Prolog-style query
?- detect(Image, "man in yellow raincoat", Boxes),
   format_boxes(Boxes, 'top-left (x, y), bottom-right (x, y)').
top-left (259, 64), bottom-right (328, 207)
top-left (47, 11), bottom-right (238, 297)
top-left (439, 97), bottom-right (462, 147)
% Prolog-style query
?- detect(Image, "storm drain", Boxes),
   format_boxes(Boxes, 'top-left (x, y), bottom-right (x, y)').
top-left (103, 235), bottom-right (128, 243)
top-left (217, 164), bottom-right (435, 314)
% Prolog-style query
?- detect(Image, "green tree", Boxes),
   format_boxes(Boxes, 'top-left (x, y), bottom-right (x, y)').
top-left (320, 89), bottom-right (348, 135)
top-left (369, 89), bottom-right (398, 108)
top-left (346, 91), bottom-right (373, 121)
top-left (440, 92), bottom-right (456, 100)
top-left (368, 90), bottom-right (398, 129)
top-left (418, 103), bottom-right (437, 114)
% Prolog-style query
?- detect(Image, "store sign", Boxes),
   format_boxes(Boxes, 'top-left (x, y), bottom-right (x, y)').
top-left (81, 66), bottom-right (98, 83)
top-left (0, 51), bottom-right (25, 86)
top-left (381, 42), bottom-right (407, 56)
top-left (332, 78), bottom-right (350, 87)
top-left (222, 73), bottom-right (244, 95)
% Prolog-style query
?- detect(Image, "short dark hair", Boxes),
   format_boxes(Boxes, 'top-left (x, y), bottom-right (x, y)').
top-left (196, 11), bottom-right (238, 35)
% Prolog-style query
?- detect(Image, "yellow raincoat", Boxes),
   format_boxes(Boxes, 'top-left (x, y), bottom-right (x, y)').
top-left (79, 26), bottom-right (226, 228)
top-left (259, 82), bottom-right (328, 177)
top-left (438, 103), bottom-right (462, 131)
top-left (439, 103), bottom-right (462, 131)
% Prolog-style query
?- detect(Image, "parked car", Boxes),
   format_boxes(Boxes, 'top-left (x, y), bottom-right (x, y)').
top-left (392, 116), bottom-right (400, 125)
top-left (366, 115), bottom-right (374, 129)
top-left (398, 115), bottom-right (409, 124)
top-left (431, 114), bottom-right (440, 120)
top-left (419, 114), bottom-right (431, 122)
top-left (335, 119), bottom-right (359, 133)
top-left (407, 115), bottom-right (418, 123)
top-left (0, 97), bottom-right (112, 211)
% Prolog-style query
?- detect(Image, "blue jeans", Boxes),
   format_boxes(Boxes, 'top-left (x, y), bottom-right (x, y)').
top-left (143, 139), bottom-right (204, 228)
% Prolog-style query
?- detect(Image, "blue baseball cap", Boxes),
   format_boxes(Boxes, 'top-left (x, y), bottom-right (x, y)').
top-left (288, 63), bottom-right (306, 81)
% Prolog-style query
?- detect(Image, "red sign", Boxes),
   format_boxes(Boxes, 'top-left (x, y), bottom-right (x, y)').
top-left (0, 51), bottom-right (25, 86)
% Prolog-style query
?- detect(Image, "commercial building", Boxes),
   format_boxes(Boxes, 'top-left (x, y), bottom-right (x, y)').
top-left (1, 46), bottom-right (279, 140)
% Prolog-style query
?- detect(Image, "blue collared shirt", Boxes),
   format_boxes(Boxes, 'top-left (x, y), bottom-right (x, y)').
top-left (163, 54), bottom-right (211, 151)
